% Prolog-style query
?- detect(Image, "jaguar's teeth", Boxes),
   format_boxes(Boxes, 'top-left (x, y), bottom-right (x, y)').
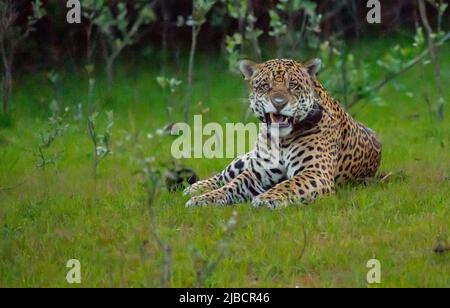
top-left (269, 113), bottom-right (284, 123)
top-left (266, 113), bottom-right (292, 126)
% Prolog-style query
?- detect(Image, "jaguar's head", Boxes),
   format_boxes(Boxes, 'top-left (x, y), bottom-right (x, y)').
top-left (240, 58), bottom-right (322, 137)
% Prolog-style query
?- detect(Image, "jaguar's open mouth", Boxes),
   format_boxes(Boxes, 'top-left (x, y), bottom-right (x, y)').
top-left (265, 113), bottom-right (294, 128)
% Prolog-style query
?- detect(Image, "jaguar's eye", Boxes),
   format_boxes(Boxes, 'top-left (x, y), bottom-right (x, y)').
top-left (289, 82), bottom-right (299, 89)
top-left (259, 83), bottom-right (270, 92)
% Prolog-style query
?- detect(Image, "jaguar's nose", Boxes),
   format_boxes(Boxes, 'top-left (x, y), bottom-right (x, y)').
top-left (271, 94), bottom-right (288, 111)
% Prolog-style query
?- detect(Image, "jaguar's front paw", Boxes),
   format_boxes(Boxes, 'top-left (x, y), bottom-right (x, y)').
top-left (183, 182), bottom-right (203, 196)
top-left (183, 180), bottom-right (217, 197)
top-left (252, 195), bottom-right (288, 209)
top-left (185, 191), bottom-right (229, 208)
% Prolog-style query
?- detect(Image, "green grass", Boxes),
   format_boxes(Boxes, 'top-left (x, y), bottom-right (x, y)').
top-left (0, 40), bottom-right (449, 288)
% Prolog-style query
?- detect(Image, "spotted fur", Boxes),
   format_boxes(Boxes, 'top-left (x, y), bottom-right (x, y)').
top-left (185, 59), bottom-right (382, 208)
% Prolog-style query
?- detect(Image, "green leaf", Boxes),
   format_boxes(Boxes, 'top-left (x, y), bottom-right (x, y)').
top-left (156, 77), bottom-right (168, 89)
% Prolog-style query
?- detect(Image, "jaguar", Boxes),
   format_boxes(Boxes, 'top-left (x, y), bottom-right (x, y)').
top-left (184, 58), bottom-right (382, 208)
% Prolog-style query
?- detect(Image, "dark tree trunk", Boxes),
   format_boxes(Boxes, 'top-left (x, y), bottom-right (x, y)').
top-left (1, 43), bottom-right (13, 114)
top-left (185, 26), bottom-right (200, 123)
top-left (161, 1), bottom-right (170, 75)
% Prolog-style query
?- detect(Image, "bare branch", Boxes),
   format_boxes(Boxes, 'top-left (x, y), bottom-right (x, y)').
top-left (418, 0), bottom-right (445, 120)
top-left (349, 31), bottom-right (450, 108)
top-left (148, 188), bottom-right (172, 288)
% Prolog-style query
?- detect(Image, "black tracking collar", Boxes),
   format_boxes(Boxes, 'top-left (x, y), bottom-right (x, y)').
top-left (294, 104), bottom-right (324, 132)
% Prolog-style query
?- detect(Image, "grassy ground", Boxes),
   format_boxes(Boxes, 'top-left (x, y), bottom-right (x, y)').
top-left (0, 40), bottom-right (449, 288)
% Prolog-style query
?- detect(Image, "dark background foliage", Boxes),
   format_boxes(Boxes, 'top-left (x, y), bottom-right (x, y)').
top-left (14, 0), bottom-right (449, 71)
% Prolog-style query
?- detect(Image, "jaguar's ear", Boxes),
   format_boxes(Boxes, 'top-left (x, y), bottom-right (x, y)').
top-left (239, 60), bottom-right (258, 81)
top-left (304, 58), bottom-right (322, 77)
